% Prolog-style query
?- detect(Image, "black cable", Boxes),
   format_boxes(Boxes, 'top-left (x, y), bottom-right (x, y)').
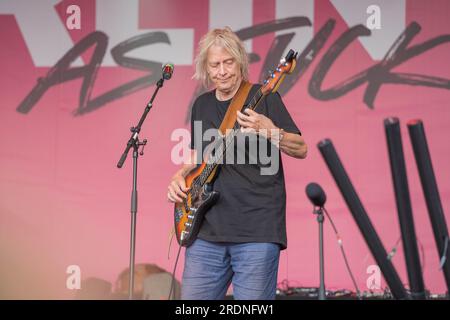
top-left (322, 207), bottom-right (362, 300)
top-left (387, 236), bottom-right (427, 276)
top-left (387, 237), bottom-right (401, 261)
top-left (385, 236), bottom-right (430, 298)
top-left (168, 245), bottom-right (183, 300)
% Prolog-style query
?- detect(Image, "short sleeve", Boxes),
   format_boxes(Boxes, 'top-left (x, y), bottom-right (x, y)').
top-left (265, 92), bottom-right (301, 135)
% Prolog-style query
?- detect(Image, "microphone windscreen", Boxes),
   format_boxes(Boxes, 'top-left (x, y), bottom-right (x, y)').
top-left (162, 63), bottom-right (174, 80)
top-left (306, 182), bottom-right (327, 207)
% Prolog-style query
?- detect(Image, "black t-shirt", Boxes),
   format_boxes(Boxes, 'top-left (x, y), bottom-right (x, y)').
top-left (189, 84), bottom-right (301, 249)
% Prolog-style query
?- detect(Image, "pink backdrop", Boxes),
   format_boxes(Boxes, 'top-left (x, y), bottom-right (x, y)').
top-left (1, 0), bottom-right (449, 298)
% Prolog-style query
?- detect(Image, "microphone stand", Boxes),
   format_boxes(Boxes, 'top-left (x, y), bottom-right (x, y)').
top-left (313, 206), bottom-right (326, 300)
top-left (117, 77), bottom-right (165, 300)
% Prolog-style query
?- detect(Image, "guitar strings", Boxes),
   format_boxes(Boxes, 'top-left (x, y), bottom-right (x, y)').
top-left (189, 87), bottom-right (265, 196)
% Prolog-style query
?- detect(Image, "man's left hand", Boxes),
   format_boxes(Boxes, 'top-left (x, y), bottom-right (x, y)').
top-left (236, 108), bottom-right (307, 159)
top-left (236, 109), bottom-right (278, 140)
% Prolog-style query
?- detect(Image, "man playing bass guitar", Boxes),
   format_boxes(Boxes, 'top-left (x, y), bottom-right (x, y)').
top-left (167, 27), bottom-right (307, 300)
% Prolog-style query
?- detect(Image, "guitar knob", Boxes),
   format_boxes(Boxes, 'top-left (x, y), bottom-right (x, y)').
top-left (180, 231), bottom-right (189, 241)
top-left (203, 183), bottom-right (213, 193)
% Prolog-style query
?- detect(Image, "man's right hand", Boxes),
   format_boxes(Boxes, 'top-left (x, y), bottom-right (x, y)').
top-left (167, 173), bottom-right (189, 204)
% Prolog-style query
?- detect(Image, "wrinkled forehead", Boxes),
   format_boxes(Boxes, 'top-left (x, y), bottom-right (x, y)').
top-left (206, 43), bottom-right (235, 64)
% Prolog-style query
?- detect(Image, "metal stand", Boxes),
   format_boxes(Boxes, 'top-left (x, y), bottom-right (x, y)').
top-left (314, 207), bottom-right (326, 300)
top-left (117, 78), bottom-right (164, 300)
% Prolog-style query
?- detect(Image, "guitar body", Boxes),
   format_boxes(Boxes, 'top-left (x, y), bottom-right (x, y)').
top-left (174, 162), bottom-right (220, 247)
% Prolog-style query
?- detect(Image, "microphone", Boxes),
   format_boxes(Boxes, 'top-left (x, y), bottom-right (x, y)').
top-left (162, 63), bottom-right (174, 80)
top-left (306, 182), bottom-right (327, 207)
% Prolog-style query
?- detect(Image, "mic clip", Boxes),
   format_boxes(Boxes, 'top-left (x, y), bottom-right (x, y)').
top-left (313, 206), bottom-right (324, 215)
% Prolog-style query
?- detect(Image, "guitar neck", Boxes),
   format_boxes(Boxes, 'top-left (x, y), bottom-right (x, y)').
top-left (197, 87), bottom-right (265, 186)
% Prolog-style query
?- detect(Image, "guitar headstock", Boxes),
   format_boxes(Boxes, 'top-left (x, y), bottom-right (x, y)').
top-left (261, 49), bottom-right (298, 95)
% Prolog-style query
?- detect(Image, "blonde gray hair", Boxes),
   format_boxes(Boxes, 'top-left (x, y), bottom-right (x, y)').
top-left (193, 27), bottom-right (249, 88)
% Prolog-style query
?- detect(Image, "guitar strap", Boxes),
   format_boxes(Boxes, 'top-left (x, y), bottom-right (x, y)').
top-left (218, 80), bottom-right (253, 135)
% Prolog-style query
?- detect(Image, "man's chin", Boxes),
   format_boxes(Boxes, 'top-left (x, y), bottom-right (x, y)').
top-left (217, 84), bottom-right (232, 93)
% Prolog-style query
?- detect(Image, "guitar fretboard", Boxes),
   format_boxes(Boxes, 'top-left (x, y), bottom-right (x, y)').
top-left (193, 87), bottom-right (265, 190)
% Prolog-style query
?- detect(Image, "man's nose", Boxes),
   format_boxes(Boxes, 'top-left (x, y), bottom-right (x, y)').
top-left (219, 63), bottom-right (226, 75)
